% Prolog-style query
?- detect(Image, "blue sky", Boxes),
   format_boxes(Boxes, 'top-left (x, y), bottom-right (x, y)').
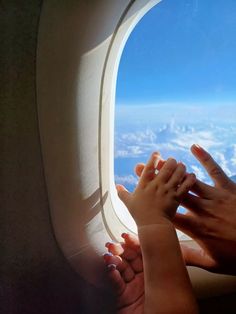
top-left (114, 0), bottom-right (236, 188)
top-left (116, 0), bottom-right (236, 105)
top-left (114, 0), bottom-right (236, 229)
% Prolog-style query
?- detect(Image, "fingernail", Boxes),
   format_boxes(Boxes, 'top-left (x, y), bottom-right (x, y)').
top-left (192, 144), bottom-right (202, 151)
top-left (107, 264), bottom-right (117, 271)
top-left (105, 241), bottom-right (116, 248)
top-left (157, 159), bottom-right (165, 170)
top-left (103, 252), bottom-right (113, 261)
top-left (154, 157), bottom-right (159, 169)
top-left (192, 144), bottom-right (207, 157)
top-left (121, 233), bottom-right (127, 238)
top-left (103, 252), bottom-right (113, 257)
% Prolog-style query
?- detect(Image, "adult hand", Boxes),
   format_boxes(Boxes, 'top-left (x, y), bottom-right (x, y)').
top-left (104, 233), bottom-right (144, 314)
top-left (173, 144), bottom-right (236, 275)
top-left (135, 145), bottom-right (236, 275)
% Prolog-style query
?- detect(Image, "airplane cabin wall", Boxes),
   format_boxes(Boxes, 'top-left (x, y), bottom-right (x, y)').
top-left (2, 1), bottom-right (236, 313)
top-left (0, 1), bottom-right (114, 313)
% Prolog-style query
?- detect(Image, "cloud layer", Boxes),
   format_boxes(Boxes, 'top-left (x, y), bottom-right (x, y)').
top-left (115, 119), bottom-right (236, 188)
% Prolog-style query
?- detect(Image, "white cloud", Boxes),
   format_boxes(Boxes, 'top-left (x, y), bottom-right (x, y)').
top-left (115, 174), bottom-right (138, 186)
top-left (230, 144), bottom-right (236, 166)
top-left (214, 151), bottom-right (232, 177)
top-left (115, 122), bottom-right (236, 183)
top-left (172, 130), bottom-right (221, 151)
top-left (189, 165), bottom-right (207, 182)
top-left (115, 124), bottom-right (222, 159)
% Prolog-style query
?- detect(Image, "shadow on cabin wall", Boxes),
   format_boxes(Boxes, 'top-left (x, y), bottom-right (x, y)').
top-left (0, 1), bottom-right (114, 313)
top-left (2, 1), bottom-right (236, 314)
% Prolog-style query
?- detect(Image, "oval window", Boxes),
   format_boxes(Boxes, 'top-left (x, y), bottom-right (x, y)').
top-left (114, 0), bottom-right (236, 231)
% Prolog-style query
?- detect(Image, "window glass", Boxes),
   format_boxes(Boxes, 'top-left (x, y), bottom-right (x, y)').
top-left (114, 0), bottom-right (236, 225)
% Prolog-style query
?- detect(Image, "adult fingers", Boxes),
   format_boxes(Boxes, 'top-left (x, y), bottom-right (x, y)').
top-left (121, 233), bottom-right (141, 254)
top-left (191, 144), bottom-right (231, 189)
top-left (107, 265), bottom-right (126, 295)
top-left (173, 212), bottom-right (200, 238)
top-left (104, 253), bottom-right (135, 282)
top-left (180, 244), bottom-right (217, 271)
top-left (106, 240), bottom-right (139, 261)
top-left (121, 234), bottom-right (143, 272)
top-left (176, 173), bottom-right (196, 197)
top-left (120, 244), bottom-right (139, 261)
top-left (190, 179), bottom-right (216, 199)
top-left (181, 193), bottom-right (207, 213)
top-left (103, 253), bottom-right (123, 271)
top-left (106, 241), bottom-right (124, 256)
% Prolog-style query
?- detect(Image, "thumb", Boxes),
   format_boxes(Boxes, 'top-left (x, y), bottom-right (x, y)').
top-left (134, 163), bottom-right (145, 177)
top-left (180, 244), bottom-right (217, 272)
top-left (116, 184), bottom-right (131, 207)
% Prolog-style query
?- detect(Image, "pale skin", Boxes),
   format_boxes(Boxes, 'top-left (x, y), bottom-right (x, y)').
top-left (104, 234), bottom-right (144, 314)
top-left (104, 153), bottom-right (198, 314)
top-left (135, 144), bottom-right (236, 275)
top-left (174, 144), bottom-right (236, 275)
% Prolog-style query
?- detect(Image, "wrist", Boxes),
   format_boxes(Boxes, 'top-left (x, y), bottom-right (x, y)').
top-left (137, 216), bottom-right (173, 230)
top-left (138, 221), bottom-right (177, 250)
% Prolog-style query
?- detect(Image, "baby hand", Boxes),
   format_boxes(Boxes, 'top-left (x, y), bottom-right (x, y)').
top-left (117, 153), bottom-right (196, 227)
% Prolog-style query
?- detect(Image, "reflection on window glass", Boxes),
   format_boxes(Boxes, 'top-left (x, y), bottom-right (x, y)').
top-left (115, 0), bottom-right (236, 205)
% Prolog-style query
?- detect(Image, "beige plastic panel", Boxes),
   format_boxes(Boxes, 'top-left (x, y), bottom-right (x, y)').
top-left (37, 0), bottom-right (156, 285)
top-left (37, 0), bottom-right (236, 298)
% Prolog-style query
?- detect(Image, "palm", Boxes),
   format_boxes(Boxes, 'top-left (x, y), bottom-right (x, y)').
top-left (115, 272), bottom-right (144, 314)
top-left (175, 181), bottom-right (236, 274)
top-left (104, 234), bottom-right (144, 314)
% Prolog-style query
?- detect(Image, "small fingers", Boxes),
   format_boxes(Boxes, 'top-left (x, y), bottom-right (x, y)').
top-left (135, 159), bottom-right (165, 178)
top-left (116, 185), bottom-right (131, 208)
top-left (138, 152), bottom-right (160, 187)
top-left (154, 158), bottom-right (177, 184)
top-left (167, 162), bottom-right (187, 188)
top-left (135, 163), bottom-right (145, 177)
top-left (176, 173), bottom-right (196, 198)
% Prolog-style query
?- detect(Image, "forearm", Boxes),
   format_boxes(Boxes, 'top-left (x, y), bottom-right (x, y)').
top-left (138, 223), bottom-right (198, 314)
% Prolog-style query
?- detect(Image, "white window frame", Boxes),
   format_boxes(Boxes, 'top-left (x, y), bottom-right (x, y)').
top-left (37, 0), bottom-right (236, 296)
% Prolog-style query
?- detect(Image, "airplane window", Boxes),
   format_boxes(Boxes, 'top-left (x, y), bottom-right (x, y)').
top-left (114, 0), bottom-right (236, 231)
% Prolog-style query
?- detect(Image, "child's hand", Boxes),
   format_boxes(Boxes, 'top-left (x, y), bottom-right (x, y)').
top-left (104, 233), bottom-right (143, 314)
top-left (117, 153), bottom-right (196, 227)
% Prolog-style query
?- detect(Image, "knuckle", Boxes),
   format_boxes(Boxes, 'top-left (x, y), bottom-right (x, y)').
top-left (209, 166), bottom-right (222, 178)
top-left (157, 185), bottom-right (168, 195)
top-left (167, 158), bottom-right (177, 167)
top-left (201, 152), bottom-right (212, 164)
top-left (178, 163), bottom-right (186, 172)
